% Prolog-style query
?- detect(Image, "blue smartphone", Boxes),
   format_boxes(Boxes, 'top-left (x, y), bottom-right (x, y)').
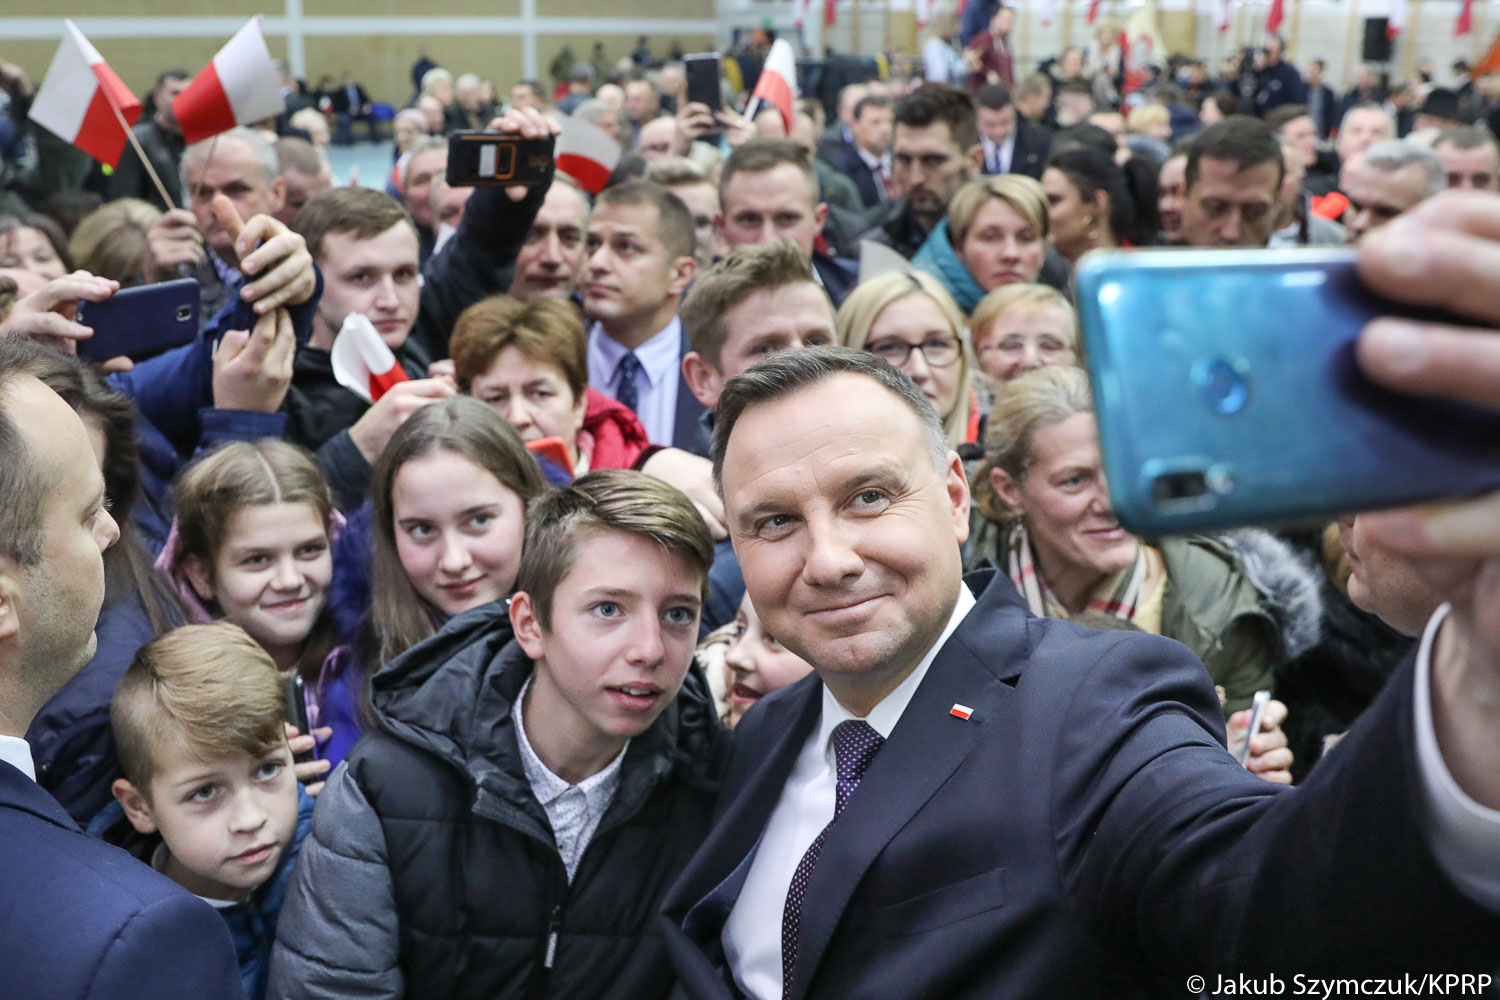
top-left (1075, 247), bottom-right (1500, 535)
top-left (75, 277), bottom-right (200, 361)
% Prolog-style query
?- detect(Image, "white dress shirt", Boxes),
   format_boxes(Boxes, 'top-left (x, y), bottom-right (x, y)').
top-left (0, 733), bottom-right (35, 781)
top-left (1413, 604), bottom-right (1500, 910)
top-left (721, 585), bottom-right (977, 1000)
top-left (981, 131), bottom-right (1017, 175)
top-left (587, 316), bottom-right (683, 447)
top-left (513, 676), bottom-right (628, 882)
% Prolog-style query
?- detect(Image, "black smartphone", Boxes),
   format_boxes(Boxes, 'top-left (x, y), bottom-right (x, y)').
top-left (684, 53), bottom-right (723, 113)
top-left (74, 278), bottom-right (199, 361)
top-left (1076, 247), bottom-right (1500, 535)
top-left (282, 674), bottom-right (315, 766)
top-left (446, 131), bottom-right (554, 188)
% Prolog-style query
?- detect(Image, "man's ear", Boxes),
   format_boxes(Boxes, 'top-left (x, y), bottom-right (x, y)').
top-left (510, 591), bottom-right (546, 659)
top-left (668, 255), bottom-right (696, 298)
top-left (112, 778), bottom-right (159, 835)
top-left (947, 451), bottom-right (972, 545)
top-left (989, 466), bottom-right (1024, 516)
top-left (269, 176), bottom-right (287, 215)
top-left (682, 351), bottom-right (724, 409)
top-left (0, 563), bottom-right (20, 645)
top-left (181, 557), bottom-right (215, 605)
top-left (814, 201), bottom-right (829, 232)
top-left (713, 209), bottom-right (726, 243)
top-left (967, 143), bottom-right (986, 175)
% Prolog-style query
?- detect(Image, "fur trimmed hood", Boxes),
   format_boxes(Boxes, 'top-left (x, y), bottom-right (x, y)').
top-left (1217, 528), bottom-right (1324, 664)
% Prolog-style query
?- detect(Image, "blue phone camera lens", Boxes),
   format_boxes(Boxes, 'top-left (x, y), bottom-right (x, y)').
top-left (1193, 358), bottom-right (1249, 415)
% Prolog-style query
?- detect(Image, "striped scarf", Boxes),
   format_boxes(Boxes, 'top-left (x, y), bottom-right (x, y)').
top-left (1005, 523), bottom-right (1147, 622)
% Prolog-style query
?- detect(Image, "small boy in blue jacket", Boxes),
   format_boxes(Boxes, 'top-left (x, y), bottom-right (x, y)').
top-left (107, 622), bottom-right (313, 1000)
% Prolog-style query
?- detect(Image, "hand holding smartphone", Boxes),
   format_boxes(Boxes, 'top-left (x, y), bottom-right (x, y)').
top-left (1075, 247), bottom-right (1500, 535)
top-left (74, 278), bottom-right (200, 361)
top-left (283, 674), bottom-right (316, 766)
top-left (684, 53), bottom-right (723, 113)
top-left (446, 131), bottom-right (554, 188)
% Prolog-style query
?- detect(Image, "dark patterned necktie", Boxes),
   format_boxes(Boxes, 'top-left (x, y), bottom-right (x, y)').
top-left (780, 719), bottom-right (885, 994)
top-left (615, 352), bottom-right (642, 414)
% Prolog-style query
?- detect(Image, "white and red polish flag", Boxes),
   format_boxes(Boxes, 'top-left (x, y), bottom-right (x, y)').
top-left (751, 40), bottom-right (799, 137)
top-left (28, 21), bottom-right (141, 168)
top-left (794, 0), bottom-right (810, 29)
top-left (1215, 0), bottom-right (1234, 33)
top-left (172, 16), bottom-right (285, 145)
top-left (1457, 0), bottom-right (1474, 34)
top-left (556, 116), bottom-right (622, 195)
top-left (1038, 0), bottom-right (1058, 27)
top-left (331, 314), bottom-right (409, 404)
top-left (1387, 0), bottom-right (1409, 37)
top-left (915, 0), bottom-right (935, 29)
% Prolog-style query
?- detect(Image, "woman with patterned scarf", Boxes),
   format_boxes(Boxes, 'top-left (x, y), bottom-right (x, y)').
top-left (963, 365), bottom-right (1324, 718)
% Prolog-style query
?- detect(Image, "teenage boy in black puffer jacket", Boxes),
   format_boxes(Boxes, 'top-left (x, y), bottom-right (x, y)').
top-left (267, 470), bottom-right (728, 1000)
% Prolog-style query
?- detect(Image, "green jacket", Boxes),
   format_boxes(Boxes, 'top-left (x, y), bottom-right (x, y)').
top-left (1157, 535), bottom-right (1278, 714)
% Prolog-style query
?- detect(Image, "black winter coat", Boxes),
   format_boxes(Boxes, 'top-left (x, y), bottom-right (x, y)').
top-left (267, 600), bottom-right (728, 1000)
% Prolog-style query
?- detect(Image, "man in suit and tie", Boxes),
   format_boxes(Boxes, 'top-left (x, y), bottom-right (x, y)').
top-left (584, 180), bottom-right (709, 455)
top-left (0, 337), bottom-right (245, 1000)
top-left (661, 340), bottom-right (1500, 997)
top-left (827, 96), bottom-right (893, 210)
top-left (976, 82), bottom-right (1050, 180)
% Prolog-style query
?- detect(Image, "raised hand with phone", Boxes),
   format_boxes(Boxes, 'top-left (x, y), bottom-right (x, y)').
top-left (1352, 192), bottom-right (1500, 817)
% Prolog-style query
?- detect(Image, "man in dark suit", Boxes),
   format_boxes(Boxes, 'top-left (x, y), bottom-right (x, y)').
top-left (976, 82), bottom-right (1049, 179)
top-left (0, 337), bottom-right (245, 1000)
top-left (816, 83), bottom-right (868, 166)
top-left (826, 96), bottom-right (893, 210)
top-left (661, 337), bottom-right (1500, 997)
top-left (1304, 57), bottom-right (1337, 137)
top-left (583, 180), bottom-right (706, 452)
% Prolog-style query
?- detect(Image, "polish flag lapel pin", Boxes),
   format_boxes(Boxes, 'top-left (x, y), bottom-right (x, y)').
top-left (950, 704), bottom-right (974, 721)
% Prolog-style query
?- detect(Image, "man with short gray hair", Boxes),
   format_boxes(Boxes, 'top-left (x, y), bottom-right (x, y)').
top-left (182, 126), bottom-right (298, 319)
top-left (1341, 139), bottom-right (1444, 242)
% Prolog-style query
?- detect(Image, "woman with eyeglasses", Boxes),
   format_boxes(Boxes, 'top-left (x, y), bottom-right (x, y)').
top-left (835, 271), bottom-right (981, 448)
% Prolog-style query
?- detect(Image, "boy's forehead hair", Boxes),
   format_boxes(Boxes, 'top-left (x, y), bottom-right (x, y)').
top-left (111, 623), bottom-right (288, 794)
top-left (515, 470), bottom-right (715, 631)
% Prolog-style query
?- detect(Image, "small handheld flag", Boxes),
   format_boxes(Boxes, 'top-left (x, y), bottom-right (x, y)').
top-left (556, 116), bottom-right (622, 195)
top-left (749, 39), bottom-right (798, 134)
top-left (28, 20), bottom-right (141, 169)
top-left (173, 17), bottom-right (286, 145)
top-left (331, 313), bottom-right (410, 404)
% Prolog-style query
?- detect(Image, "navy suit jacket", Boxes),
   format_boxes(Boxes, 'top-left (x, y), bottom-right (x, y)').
top-left (829, 144), bottom-right (885, 210)
top-left (984, 123), bottom-right (1051, 180)
top-left (672, 327), bottom-right (711, 456)
top-left (661, 571), bottom-right (1500, 999)
top-left (0, 761), bottom-right (245, 1000)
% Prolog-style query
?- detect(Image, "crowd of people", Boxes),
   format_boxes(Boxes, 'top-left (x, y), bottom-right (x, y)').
top-left (3, 12), bottom-right (1500, 999)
